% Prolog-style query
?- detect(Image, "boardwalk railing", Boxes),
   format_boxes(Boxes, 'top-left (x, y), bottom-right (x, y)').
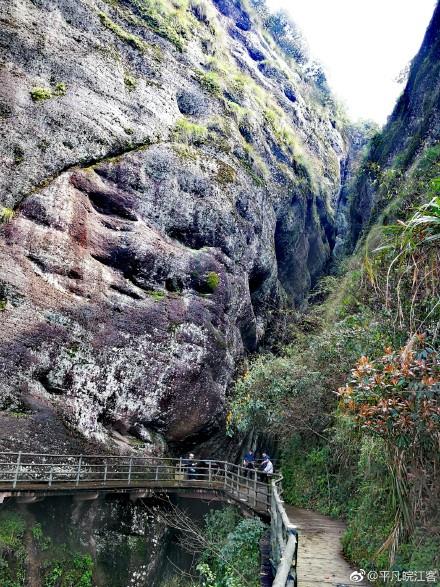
top-left (271, 476), bottom-right (298, 587)
top-left (0, 452), bottom-right (297, 586)
top-left (0, 452), bottom-right (270, 510)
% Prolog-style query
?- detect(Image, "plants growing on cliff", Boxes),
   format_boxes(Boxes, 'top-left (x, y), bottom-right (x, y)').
top-left (197, 508), bottom-right (266, 587)
top-left (338, 341), bottom-right (440, 561)
top-left (173, 117), bottom-right (208, 145)
top-left (205, 271), bottom-right (220, 292)
top-left (124, 73), bottom-right (137, 90)
top-left (54, 82), bottom-right (67, 97)
top-left (0, 511), bottom-right (27, 586)
top-left (30, 82), bottom-right (67, 102)
top-left (263, 9), bottom-right (308, 65)
top-left (189, 0), bottom-right (213, 28)
top-left (372, 193), bottom-right (440, 333)
top-left (30, 86), bottom-right (53, 101)
top-left (0, 207), bottom-right (14, 223)
top-left (117, 0), bottom-right (194, 51)
top-left (98, 11), bottom-right (147, 52)
top-left (195, 69), bottom-right (222, 96)
top-left (42, 552), bottom-right (93, 587)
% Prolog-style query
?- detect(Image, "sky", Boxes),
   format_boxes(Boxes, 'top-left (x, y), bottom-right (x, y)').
top-left (267, 0), bottom-right (436, 124)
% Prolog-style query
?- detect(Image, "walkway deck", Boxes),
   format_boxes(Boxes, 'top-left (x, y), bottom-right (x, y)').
top-left (285, 506), bottom-right (370, 587)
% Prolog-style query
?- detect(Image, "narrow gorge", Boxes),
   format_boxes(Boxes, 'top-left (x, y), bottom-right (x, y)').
top-left (0, 0), bottom-right (439, 585)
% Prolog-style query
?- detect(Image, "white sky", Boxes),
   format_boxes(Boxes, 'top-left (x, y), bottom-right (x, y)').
top-left (267, 0), bottom-right (436, 124)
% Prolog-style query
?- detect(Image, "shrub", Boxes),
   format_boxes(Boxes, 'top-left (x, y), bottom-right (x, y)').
top-left (198, 508), bottom-right (266, 587)
top-left (0, 207), bottom-right (14, 223)
top-left (216, 160), bottom-right (236, 184)
top-left (54, 82), bottom-right (67, 96)
top-left (124, 74), bottom-right (137, 90)
top-left (30, 86), bottom-right (52, 101)
top-left (205, 271), bottom-right (220, 292)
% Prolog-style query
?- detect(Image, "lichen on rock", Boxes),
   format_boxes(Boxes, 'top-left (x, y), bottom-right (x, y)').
top-left (0, 0), bottom-right (349, 454)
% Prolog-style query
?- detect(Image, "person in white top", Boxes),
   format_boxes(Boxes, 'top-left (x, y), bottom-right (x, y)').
top-left (261, 452), bottom-right (274, 478)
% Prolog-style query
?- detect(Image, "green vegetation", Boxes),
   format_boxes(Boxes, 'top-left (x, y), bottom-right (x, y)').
top-left (30, 87), bottom-right (53, 101)
top-left (53, 82), bottom-right (67, 97)
top-left (124, 73), bottom-right (137, 90)
top-left (146, 290), bottom-right (166, 301)
top-left (236, 144), bottom-right (268, 187)
top-left (195, 69), bottom-right (221, 96)
top-left (263, 107), bottom-right (298, 156)
top-left (0, 207), bottom-right (14, 223)
top-left (98, 11), bottom-right (147, 52)
top-left (42, 554), bottom-right (93, 587)
top-left (205, 271), bottom-right (220, 292)
top-left (173, 118), bottom-right (208, 145)
top-left (0, 510), bottom-right (94, 587)
top-left (117, 0), bottom-right (194, 51)
top-left (196, 507), bottom-right (266, 587)
top-left (32, 523), bottom-right (51, 551)
top-left (0, 511), bottom-right (27, 587)
top-left (228, 141), bottom-right (440, 579)
top-left (30, 82), bottom-right (67, 102)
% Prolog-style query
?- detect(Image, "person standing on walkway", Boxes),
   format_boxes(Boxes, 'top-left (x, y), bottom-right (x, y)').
top-left (243, 449), bottom-right (256, 477)
top-left (182, 453), bottom-right (197, 480)
top-left (260, 452), bottom-right (274, 482)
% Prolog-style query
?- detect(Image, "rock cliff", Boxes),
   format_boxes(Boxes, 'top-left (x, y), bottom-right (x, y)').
top-left (0, 0), bottom-right (347, 453)
top-left (346, 1), bottom-right (440, 247)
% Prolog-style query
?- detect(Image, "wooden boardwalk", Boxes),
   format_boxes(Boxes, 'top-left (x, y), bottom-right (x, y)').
top-left (285, 506), bottom-right (370, 587)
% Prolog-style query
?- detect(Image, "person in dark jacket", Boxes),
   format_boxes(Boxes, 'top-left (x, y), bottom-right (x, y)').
top-left (243, 449), bottom-right (255, 477)
top-left (182, 453), bottom-right (197, 480)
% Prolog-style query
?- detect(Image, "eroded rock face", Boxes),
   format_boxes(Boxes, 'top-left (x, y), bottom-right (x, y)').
top-left (0, 0), bottom-right (347, 452)
top-left (0, 496), bottom-right (169, 587)
top-left (345, 2), bottom-right (440, 247)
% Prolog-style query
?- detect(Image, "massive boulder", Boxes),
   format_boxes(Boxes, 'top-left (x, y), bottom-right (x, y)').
top-left (0, 0), bottom-right (347, 453)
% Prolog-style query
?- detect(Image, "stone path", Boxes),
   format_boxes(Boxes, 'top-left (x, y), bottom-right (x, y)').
top-left (285, 506), bottom-right (370, 586)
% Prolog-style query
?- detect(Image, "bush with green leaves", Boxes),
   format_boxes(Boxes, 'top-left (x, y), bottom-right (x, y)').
top-left (227, 298), bottom-right (395, 441)
top-left (197, 507), bottom-right (266, 587)
top-left (0, 511), bottom-right (27, 586)
top-left (0, 207), bottom-right (14, 223)
top-left (30, 87), bottom-right (52, 101)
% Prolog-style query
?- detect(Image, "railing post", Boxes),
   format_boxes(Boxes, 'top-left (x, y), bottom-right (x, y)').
top-left (128, 458), bottom-right (133, 485)
top-left (13, 452), bottom-right (22, 489)
top-left (224, 463), bottom-right (228, 489)
top-left (76, 455), bottom-right (83, 486)
top-left (155, 464), bottom-right (159, 481)
top-left (104, 462), bottom-right (108, 485)
top-left (48, 466), bottom-right (53, 487)
top-left (208, 460), bottom-right (212, 483)
top-left (253, 468), bottom-right (257, 507)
